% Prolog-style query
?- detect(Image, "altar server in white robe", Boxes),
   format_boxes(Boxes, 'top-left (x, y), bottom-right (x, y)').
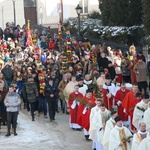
top-left (89, 99), bottom-right (102, 150)
top-left (143, 102), bottom-right (150, 131)
top-left (138, 131), bottom-right (150, 150)
top-left (109, 116), bottom-right (132, 150)
top-left (102, 111), bottom-right (118, 150)
top-left (131, 122), bottom-right (148, 150)
top-left (132, 94), bottom-right (149, 130)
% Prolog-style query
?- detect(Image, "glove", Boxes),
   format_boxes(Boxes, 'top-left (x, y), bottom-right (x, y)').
top-left (106, 93), bottom-right (111, 98)
top-left (117, 101), bottom-right (122, 106)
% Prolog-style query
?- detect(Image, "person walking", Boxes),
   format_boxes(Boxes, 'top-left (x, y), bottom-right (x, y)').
top-left (4, 85), bottom-right (21, 136)
top-left (23, 76), bottom-right (39, 121)
top-left (44, 78), bottom-right (57, 121)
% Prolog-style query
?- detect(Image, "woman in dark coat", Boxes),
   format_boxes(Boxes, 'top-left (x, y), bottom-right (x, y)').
top-left (23, 77), bottom-right (39, 121)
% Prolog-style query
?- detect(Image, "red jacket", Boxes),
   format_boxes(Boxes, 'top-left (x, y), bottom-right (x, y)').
top-left (48, 41), bottom-right (55, 50)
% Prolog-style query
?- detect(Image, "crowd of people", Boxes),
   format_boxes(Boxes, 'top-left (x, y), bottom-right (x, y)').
top-left (0, 22), bottom-right (150, 150)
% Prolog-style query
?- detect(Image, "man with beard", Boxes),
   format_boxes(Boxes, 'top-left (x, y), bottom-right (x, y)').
top-left (131, 122), bottom-right (148, 150)
top-left (68, 85), bottom-right (83, 130)
top-left (109, 116), bottom-right (132, 150)
top-left (115, 83), bottom-right (130, 126)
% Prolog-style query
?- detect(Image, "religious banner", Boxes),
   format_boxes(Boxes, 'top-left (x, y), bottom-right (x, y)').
top-left (26, 20), bottom-right (33, 47)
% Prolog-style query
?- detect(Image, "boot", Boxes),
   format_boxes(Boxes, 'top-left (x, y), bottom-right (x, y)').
top-left (14, 128), bottom-right (18, 136)
top-left (5, 129), bottom-right (11, 137)
top-left (32, 117), bottom-right (35, 121)
top-left (85, 135), bottom-right (89, 141)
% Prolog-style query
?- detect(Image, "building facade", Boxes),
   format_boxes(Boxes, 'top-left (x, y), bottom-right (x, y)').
top-left (0, 0), bottom-right (25, 29)
top-left (37, 0), bottom-right (99, 25)
top-left (0, 0), bottom-right (99, 29)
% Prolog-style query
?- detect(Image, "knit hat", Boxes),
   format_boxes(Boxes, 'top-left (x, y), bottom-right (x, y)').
top-left (51, 72), bottom-right (56, 76)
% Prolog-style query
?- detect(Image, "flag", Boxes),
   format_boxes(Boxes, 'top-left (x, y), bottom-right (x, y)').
top-left (26, 20), bottom-right (33, 47)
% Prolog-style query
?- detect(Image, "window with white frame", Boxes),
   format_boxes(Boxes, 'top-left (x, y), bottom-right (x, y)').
top-left (79, 0), bottom-right (89, 13)
top-left (24, 0), bottom-right (36, 7)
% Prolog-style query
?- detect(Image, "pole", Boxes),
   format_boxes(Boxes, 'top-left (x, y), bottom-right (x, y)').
top-left (13, 1), bottom-right (16, 26)
top-left (2, 6), bottom-right (4, 29)
top-left (60, 0), bottom-right (63, 22)
top-left (78, 14), bottom-right (80, 37)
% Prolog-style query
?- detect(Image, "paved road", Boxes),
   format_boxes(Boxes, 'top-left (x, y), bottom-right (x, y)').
top-left (0, 108), bottom-right (91, 150)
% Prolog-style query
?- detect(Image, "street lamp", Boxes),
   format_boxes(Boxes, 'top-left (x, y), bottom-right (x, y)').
top-left (75, 4), bottom-right (82, 36)
top-left (12, 0), bottom-right (16, 26)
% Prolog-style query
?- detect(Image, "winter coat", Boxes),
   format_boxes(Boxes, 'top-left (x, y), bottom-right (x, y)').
top-left (44, 84), bottom-right (57, 101)
top-left (4, 92), bottom-right (21, 112)
top-left (23, 80), bottom-right (39, 102)
top-left (97, 56), bottom-right (108, 70)
top-left (121, 58), bottom-right (130, 76)
top-left (133, 61), bottom-right (147, 82)
top-left (1, 66), bottom-right (13, 81)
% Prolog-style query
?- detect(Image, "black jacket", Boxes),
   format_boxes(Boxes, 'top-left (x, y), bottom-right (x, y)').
top-left (44, 84), bottom-right (57, 100)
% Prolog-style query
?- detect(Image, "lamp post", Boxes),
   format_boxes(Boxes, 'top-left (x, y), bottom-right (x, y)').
top-left (12, 0), bottom-right (16, 26)
top-left (75, 4), bottom-right (82, 37)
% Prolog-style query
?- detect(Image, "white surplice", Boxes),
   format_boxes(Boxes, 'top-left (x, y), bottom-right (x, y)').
top-left (109, 125), bottom-right (132, 150)
top-left (131, 130), bottom-right (148, 150)
top-left (132, 100), bottom-right (148, 130)
top-left (89, 105), bottom-right (101, 141)
top-left (138, 136), bottom-right (150, 150)
top-left (102, 118), bottom-right (116, 150)
top-left (143, 108), bottom-right (150, 131)
top-left (78, 84), bottom-right (88, 96)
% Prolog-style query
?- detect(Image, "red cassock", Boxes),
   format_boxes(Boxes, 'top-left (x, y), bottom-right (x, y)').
top-left (77, 102), bottom-right (85, 127)
top-left (81, 96), bottom-right (96, 131)
top-left (115, 89), bottom-right (130, 121)
top-left (102, 83), bottom-right (117, 111)
top-left (68, 92), bottom-right (83, 124)
top-left (122, 90), bottom-right (136, 115)
top-left (128, 98), bottom-right (142, 130)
